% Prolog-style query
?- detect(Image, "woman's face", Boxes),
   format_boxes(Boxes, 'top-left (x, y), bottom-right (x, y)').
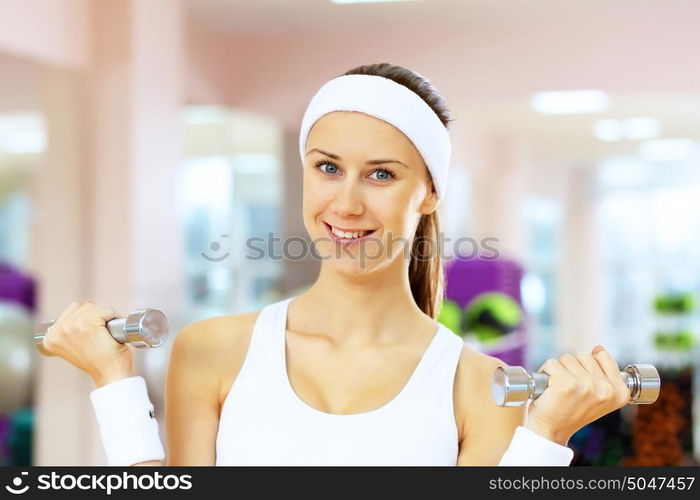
top-left (302, 111), bottom-right (438, 276)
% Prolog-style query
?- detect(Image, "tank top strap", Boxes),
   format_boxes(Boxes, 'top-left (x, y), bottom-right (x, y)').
top-left (233, 296), bottom-right (294, 387)
top-left (400, 325), bottom-right (465, 401)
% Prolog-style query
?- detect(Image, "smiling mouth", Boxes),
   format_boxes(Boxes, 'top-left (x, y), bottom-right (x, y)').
top-left (324, 222), bottom-right (377, 240)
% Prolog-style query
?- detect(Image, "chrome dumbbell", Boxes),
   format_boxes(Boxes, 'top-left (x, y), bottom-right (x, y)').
top-left (492, 363), bottom-right (661, 407)
top-left (35, 309), bottom-right (169, 356)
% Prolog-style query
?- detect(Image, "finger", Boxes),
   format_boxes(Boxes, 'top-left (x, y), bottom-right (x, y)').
top-left (592, 347), bottom-right (629, 403)
top-left (65, 300), bottom-right (98, 326)
top-left (77, 304), bottom-right (122, 329)
top-left (53, 301), bottom-right (83, 328)
top-left (537, 358), bottom-right (576, 390)
top-left (558, 352), bottom-right (589, 379)
top-left (95, 305), bottom-right (121, 324)
top-left (75, 299), bottom-right (96, 313)
top-left (592, 346), bottom-right (622, 381)
top-left (575, 351), bottom-right (606, 378)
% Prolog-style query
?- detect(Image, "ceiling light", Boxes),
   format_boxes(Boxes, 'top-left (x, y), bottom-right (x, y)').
top-left (598, 157), bottom-right (651, 186)
top-left (622, 117), bottom-right (661, 140)
top-left (530, 90), bottom-right (610, 115)
top-left (594, 119), bottom-right (622, 142)
top-left (639, 138), bottom-right (697, 162)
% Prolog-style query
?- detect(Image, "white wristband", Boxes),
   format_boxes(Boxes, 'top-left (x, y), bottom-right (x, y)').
top-left (89, 376), bottom-right (165, 466)
top-left (498, 426), bottom-right (574, 466)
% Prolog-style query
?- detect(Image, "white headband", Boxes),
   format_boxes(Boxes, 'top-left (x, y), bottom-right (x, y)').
top-left (298, 74), bottom-right (451, 201)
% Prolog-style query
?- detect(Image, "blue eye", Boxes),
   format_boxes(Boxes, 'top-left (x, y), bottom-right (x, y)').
top-left (314, 160), bottom-right (339, 175)
top-left (313, 159), bottom-right (396, 182)
top-left (370, 168), bottom-right (395, 181)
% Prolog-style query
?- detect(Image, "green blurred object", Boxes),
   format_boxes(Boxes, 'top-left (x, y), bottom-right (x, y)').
top-left (676, 330), bottom-right (694, 350)
top-left (654, 292), bottom-right (695, 314)
top-left (437, 299), bottom-right (463, 337)
top-left (463, 293), bottom-right (522, 344)
top-left (653, 330), bottom-right (695, 351)
top-left (652, 291), bottom-right (696, 353)
top-left (654, 331), bottom-right (670, 350)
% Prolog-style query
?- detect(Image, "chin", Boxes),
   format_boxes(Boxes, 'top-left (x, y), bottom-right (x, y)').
top-left (324, 255), bottom-right (376, 275)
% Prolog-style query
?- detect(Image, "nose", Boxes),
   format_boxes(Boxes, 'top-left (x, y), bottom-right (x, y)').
top-left (330, 178), bottom-right (364, 217)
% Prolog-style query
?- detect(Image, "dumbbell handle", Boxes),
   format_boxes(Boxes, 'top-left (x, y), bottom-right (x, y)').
top-left (492, 363), bottom-right (661, 407)
top-left (35, 309), bottom-right (169, 357)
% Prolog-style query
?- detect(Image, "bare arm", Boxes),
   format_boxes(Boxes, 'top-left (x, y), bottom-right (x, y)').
top-left (133, 312), bottom-right (258, 466)
top-left (118, 319), bottom-right (221, 466)
top-left (454, 350), bottom-right (526, 465)
top-left (163, 319), bottom-right (223, 465)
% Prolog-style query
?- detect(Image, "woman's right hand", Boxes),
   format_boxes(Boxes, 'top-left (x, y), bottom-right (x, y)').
top-left (42, 300), bottom-right (134, 387)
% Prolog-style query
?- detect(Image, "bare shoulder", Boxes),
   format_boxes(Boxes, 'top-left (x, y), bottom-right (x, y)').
top-left (171, 310), bottom-right (262, 405)
top-left (164, 310), bottom-right (261, 465)
top-left (174, 310), bottom-right (260, 353)
top-left (452, 345), bottom-right (526, 465)
top-left (453, 345), bottom-right (506, 429)
top-left (454, 344), bottom-right (506, 388)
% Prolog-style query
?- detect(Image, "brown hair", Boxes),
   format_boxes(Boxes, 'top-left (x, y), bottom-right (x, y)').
top-left (341, 63), bottom-right (455, 319)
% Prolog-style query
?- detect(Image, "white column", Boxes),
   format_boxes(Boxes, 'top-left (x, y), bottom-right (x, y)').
top-left (468, 130), bottom-right (527, 261)
top-left (88, 0), bottom-right (186, 465)
top-left (556, 166), bottom-right (604, 355)
top-left (32, 65), bottom-right (91, 466)
top-left (33, 0), bottom-right (186, 465)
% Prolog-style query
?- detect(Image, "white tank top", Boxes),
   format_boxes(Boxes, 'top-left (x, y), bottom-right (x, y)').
top-left (215, 296), bottom-right (465, 465)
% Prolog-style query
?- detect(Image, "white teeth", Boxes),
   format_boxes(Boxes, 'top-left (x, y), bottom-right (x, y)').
top-left (330, 225), bottom-right (369, 239)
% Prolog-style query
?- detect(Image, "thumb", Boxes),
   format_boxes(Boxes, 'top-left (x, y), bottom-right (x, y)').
top-left (591, 345), bottom-right (605, 355)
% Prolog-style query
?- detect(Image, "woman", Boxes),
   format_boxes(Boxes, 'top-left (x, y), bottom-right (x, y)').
top-left (43, 63), bottom-right (631, 466)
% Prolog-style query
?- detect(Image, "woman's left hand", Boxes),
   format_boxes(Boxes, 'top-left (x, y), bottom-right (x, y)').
top-left (526, 345), bottom-right (631, 446)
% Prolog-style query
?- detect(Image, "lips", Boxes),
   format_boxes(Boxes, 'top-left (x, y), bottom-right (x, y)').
top-left (323, 222), bottom-right (377, 246)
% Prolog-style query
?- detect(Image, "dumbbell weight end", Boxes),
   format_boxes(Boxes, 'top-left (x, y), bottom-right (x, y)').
top-left (492, 363), bottom-right (660, 407)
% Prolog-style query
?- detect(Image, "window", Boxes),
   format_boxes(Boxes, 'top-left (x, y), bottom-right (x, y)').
top-left (179, 107), bottom-right (284, 318)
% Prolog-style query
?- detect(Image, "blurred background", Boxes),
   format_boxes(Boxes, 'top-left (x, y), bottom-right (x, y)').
top-left (0, 0), bottom-right (698, 466)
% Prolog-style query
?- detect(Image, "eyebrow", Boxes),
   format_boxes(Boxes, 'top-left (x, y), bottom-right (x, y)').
top-left (306, 148), bottom-right (410, 169)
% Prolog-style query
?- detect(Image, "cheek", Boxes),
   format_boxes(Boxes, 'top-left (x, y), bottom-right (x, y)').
top-left (372, 188), bottom-right (420, 232)
top-left (302, 175), bottom-right (332, 221)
